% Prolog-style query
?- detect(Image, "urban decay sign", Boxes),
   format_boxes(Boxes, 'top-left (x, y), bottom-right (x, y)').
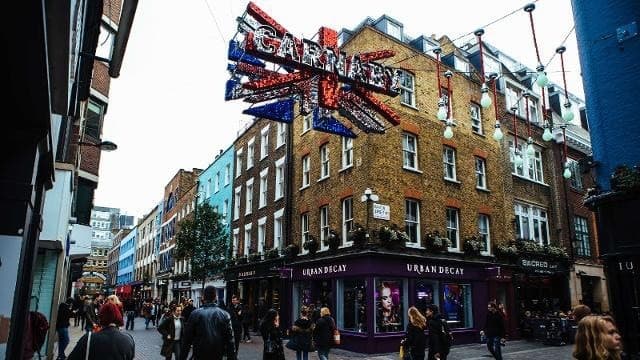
top-left (226, 2), bottom-right (402, 137)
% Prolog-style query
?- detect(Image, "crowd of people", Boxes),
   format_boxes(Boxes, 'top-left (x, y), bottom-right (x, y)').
top-left (51, 291), bottom-right (625, 360)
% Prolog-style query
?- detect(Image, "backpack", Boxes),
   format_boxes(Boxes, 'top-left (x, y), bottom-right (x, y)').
top-left (30, 311), bottom-right (50, 354)
top-left (440, 319), bottom-right (453, 354)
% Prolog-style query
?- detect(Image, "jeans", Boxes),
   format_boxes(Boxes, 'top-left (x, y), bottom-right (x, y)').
top-left (317, 348), bottom-right (330, 360)
top-left (487, 336), bottom-right (502, 360)
top-left (243, 323), bottom-right (251, 340)
top-left (296, 350), bottom-right (309, 360)
top-left (165, 340), bottom-right (181, 360)
top-left (145, 317), bottom-right (152, 329)
top-left (126, 311), bottom-right (135, 330)
top-left (56, 327), bottom-right (69, 358)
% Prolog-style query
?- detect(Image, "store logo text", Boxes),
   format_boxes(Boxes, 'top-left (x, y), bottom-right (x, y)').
top-left (406, 264), bottom-right (464, 276)
top-left (302, 264), bottom-right (347, 277)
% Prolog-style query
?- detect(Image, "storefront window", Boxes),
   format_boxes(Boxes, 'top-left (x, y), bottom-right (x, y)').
top-left (293, 280), bottom-right (333, 321)
top-left (442, 283), bottom-right (473, 329)
top-left (415, 280), bottom-right (439, 316)
top-left (337, 279), bottom-right (367, 332)
top-left (375, 279), bottom-right (405, 332)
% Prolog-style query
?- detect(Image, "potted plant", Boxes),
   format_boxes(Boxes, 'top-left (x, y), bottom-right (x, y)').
top-left (425, 231), bottom-right (451, 253)
top-left (463, 235), bottom-right (484, 256)
top-left (516, 238), bottom-right (544, 255)
top-left (283, 243), bottom-right (300, 260)
top-left (348, 223), bottom-right (368, 247)
top-left (324, 229), bottom-right (341, 252)
top-left (303, 235), bottom-right (319, 255)
top-left (249, 252), bottom-right (262, 262)
top-left (494, 243), bottom-right (519, 262)
top-left (379, 224), bottom-right (409, 249)
top-left (265, 248), bottom-right (280, 260)
top-left (545, 244), bottom-right (569, 260)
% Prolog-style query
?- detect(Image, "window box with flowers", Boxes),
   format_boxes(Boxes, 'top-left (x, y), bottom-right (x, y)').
top-left (425, 231), bottom-right (451, 253)
top-left (265, 248), bottom-right (280, 260)
top-left (545, 245), bottom-right (569, 260)
top-left (378, 224), bottom-right (408, 249)
top-left (463, 235), bottom-right (484, 257)
top-left (494, 243), bottom-right (519, 263)
top-left (348, 223), bottom-right (368, 247)
top-left (283, 243), bottom-right (300, 260)
top-left (303, 235), bottom-right (319, 255)
top-left (324, 229), bottom-right (341, 252)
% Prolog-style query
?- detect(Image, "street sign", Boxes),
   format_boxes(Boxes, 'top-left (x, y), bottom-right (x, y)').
top-left (373, 203), bottom-right (390, 220)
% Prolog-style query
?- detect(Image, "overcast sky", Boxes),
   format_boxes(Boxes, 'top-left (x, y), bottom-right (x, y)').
top-left (95, 0), bottom-right (583, 219)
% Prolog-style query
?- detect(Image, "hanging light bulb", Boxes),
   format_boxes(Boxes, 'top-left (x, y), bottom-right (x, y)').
top-left (444, 120), bottom-right (454, 139)
top-left (526, 137), bottom-right (535, 156)
top-left (535, 64), bottom-right (549, 88)
top-left (542, 122), bottom-right (553, 141)
top-left (493, 120), bottom-right (503, 141)
top-left (480, 83), bottom-right (492, 108)
top-left (437, 99), bottom-right (447, 121)
top-left (562, 101), bottom-right (574, 123)
top-left (563, 164), bottom-right (572, 179)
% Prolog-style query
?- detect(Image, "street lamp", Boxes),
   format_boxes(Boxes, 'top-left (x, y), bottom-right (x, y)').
top-left (78, 140), bottom-right (118, 152)
top-left (360, 188), bottom-right (379, 240)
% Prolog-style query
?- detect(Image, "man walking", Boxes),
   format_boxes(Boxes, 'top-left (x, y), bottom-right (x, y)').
top-left (124, 298), bottom-right (136, 330)
top-left (55, 298), bottom-right (74, 359)
top-left (180, 286), bottom-right (236, 360)
top-left (425, 304), bottom-right (449, 360)
top-left (229, 295), bottom-right (243, 352)
top-left (481, 302), bottom-right (506, 360)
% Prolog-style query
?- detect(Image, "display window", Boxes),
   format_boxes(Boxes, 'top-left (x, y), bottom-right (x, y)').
top-left (375, 279), bottom-right (406, 333)
top-left (337, 279), bottom-right (367, 332)
top-left (442, 283), bottom-right (473, 329)
top-left (414, 280), bottom-right (439, 316)
top-left (292, 280), bottom-right (333, 321)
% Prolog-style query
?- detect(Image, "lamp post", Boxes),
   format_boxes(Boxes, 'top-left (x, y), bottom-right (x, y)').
top-left (78, 140), bottom-right (118, 151)
top-left (360, 188), bottom-right (379, 241)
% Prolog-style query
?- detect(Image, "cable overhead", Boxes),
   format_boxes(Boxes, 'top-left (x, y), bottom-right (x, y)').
top-left (203, 0), bottom-right (227, 44)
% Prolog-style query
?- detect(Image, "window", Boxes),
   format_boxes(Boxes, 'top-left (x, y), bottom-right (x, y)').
top-left (386, 21), bottom-right (402, 40)
top-left (247, 138), bottom-right (255, 169)
top-left (567, 159), bottom-right (583, 190)
top-left (276, 122), bottom-right (286, 148)
top-left (258, 218), bottom-right (266, 255)
top-left (301, 155), bottom-right (310, 188)
top-left (244, 224), bottom-right (252, 256)
top-left (342, 197), bottom-right (353, 245)
top-left (303, 114), bottom-right (312, 133)
top-left (475, 157), bottom-right (487, 189)
top-left (96, 23), bottom-right (115, 60)
top-left (222, 199), bottom-right (228, 219)
top-left (319, 206), bottom-right (329, 251)
top-left (235, 149), bottom-right (243, 178)
top-left (258, 169), bottom-right (268, 208)
top-left (318, 144), bottom-right (331, 179)
top-left (375, 279), bottom-right (404, 333)
top-left (402, 133), bottom-right (418, 170)
top-left (301, 213), bottom-right (309, 250)
top-left (404, 199), bottom-right (420, 245)
top-left (514, 202), bottom-right (549, 245)
top-left (233, 229), bottom-right (240, 257)
top-left (508, 139), bottom-right (544, 183)
top-left (574, 216), bottom-right (591, 257)
top-left (245, 179), bottom-right (254, 215)
top-left (398, 70), bottom-right (415, 107)
top-left (443, 146), bottom-right (457, 181)
top-left (85, 99), bottom-right (105, 140)
top-left (261, 125), bottom-right (270, 159)
top-left (442, 283), bottom-right (473, 329)
top-left (478, 214), bottom-right (490, 254)
top-left (338, 279), bottom-right (367, 332)
top-left (275, 156), bottom-right (285, 200)
top-left (528, 97), bottom-right (540, 124)
top-left (470, 103), bottom-right (482, 134)
top-left (506, 82), bottom-right (540, 123)
top-left (454, 56), bottom-right (470, 74)
top-left (205, 179), bottom-right (211, 198)
top-left (446, 208), bottom-right (460, 250)
top-left (274, 209), bottom-right (284, 251)
top-left (342, 137), bottom-right (353, 169)
top-left (225, 164), bottom-right (231, 185)
top-left (214, 173), bottom-right (220, 193)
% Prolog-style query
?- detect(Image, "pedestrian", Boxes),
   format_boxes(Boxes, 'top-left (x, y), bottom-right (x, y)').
top-left (313, 307), bottom-right (336, 360)
top-left (180, 285), bottom-right (236, 360)
top-left (142, 299), bottom-right (154, 329)
top-left (66, 302), bottom-right (135, 360)
top-left (55, 298), bottom-right (74, 359)
top-left (403, 306), bottom-right (427, 360)
top-left (573, 315), bottom-right (622, 360)
top-left (573, 304), bottom-right (592, 323)
top-left (84, 296), bottom-right (100, 333)
top-left (481, 302), bottom-right (506, 360)
top-left (230, 295), bottom-right (244, 352)
top-left (260, 309), bottom-right (285, 360)
top-left (124, 298), bottom-right (136, 330)
top-left (72, 296), bottom-right (82, 327)
top-left (182, 299), bottom-right (195, 323)
top-left (242, 302), bottom-right (253, 343)
top-left (154, 298), bottom-right (162, 326)
top-left (158, 305), bottom-right (185, 360)
top-left (425, 304), bottom-right (449, 360)
top-left (288, 306), bottom-right (314, 360)
top-left (106, 295), bottom-right (124, 326)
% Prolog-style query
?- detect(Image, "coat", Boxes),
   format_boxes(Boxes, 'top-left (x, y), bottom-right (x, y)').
top-left (158, 315), bottom-right (185, 357)
top-left (260, 323), bottom-right (284, 360)
top-left (405, 323), bottom-right (427, 359)
top-left (484, 311), bottom-right (505, 338)
top-left (313, 315), bottom-right (335, 350)
top-left (67, 326), bottom-right (135, 360)
top-left (180, 303), bottom-right (236, 360)
top-left (427, 314), bottom-right (447, 360)
top-left (290, 318), bottom-right (314, 352)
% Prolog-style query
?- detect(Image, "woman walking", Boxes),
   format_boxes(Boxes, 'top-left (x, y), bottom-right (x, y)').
top-left (260, 309), bottom-right (285, 360)
top-left (573, 315), bottom-right (622, 360)
top-left (313, 307), bottom-right (336, 360)
top-left (157, 305), bottom-right (184, 360)
top-left (403, 306), bottom-right (427, 360)
top-left (289, 306), bottom-right (315, 360)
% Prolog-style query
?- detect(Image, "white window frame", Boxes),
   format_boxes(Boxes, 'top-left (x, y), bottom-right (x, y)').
top-left (214, 172), bottom-right (220, 193)
top-left (274, 208), bottom-right (284, 251)
top-left (514, 202), bottom-right (550, 246)
top-left (475, 157), bottom-right (487, 190)
top-left (341, 137), bottom-right (353, 170)
top-left (404, 199), bottom-right (421, 248)
top-left (567, 158), bottom-right (583, 190)
top-left (276, 123), bottom-right (286, 148)
top-left (320, 205), bottom-right (329, 251)
top-left (235, 149), bottom-right (243, 178)
top-left (478, 214), bottom-right (491, 256)
top-left (258, 217), bottom-right (267, 255)
top-left (574, 216), bottom-right (591, 257)
top-left (206, 178), bottom-right (211, 198)
top-left (342, 197), bottom-right (353, 246)
top-left (301, 213), bottom-right (309, 254)
top-left (234, 187), bottom-right (241, 220)
top-left (303, 114), bottom-right (312, 133)
top-left (247, 137), bottom-right (255, 169)
top-left (244, 223), bottom-right (252, 256)
top-left (399, 70), bottom-right (415, 107)
top-left (508, 138), bottom-right (545, 184)
top-left (446, 208), bottom-right (460, 250)
top-left (245, 178), bottom-right (254, 215)
top-left (301, 155), bottom-right (310, 188)
top-left (320, 144), bottom-right (330, 180)
top-left (402, 133), bottom-right (418, 171)
top-left (259, 168), bottom-right (269, 208)
top-left (275, 156), bottom-right (286, 200)
top-left (470, 103), bottom-right (483, 134)
top-left (225, 164), bottom-right (231, 185)
top-left (260, 125), bottom-right (270, 159)
top-left (454, 56), bottom-right (470, 74)
top-left (443, 146), bottom-right (457, 181)
top-left (222, 199), bottom-right (228, 220)
top-left (232, 228), bottom-right (240, 257)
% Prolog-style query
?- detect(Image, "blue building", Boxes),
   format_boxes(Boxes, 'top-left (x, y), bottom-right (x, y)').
top-left (117, 228), bottom-right (137, 286)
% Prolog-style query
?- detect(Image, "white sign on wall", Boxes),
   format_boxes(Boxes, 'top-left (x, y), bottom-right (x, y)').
top-left (372, 203), bottom-right (390, 220)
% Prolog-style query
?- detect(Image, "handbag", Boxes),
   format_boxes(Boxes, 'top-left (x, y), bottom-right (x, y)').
top-left (332, 328), bottom-right (341, 345)
top-left (264, 333), bottom-right (276, 354)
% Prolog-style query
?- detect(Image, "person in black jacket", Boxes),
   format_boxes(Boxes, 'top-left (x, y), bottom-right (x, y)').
top-left (313, 307), bottom-right (336, 360)
top-left (260, 309), bottom-right (285, 360)
top-left (289, 306), bottom-right (315, 360)
top-left (426, 304), bottom-right (448, 360)
top-left (230, 295), bottom-right (244, 352)
top-left (158, 305), bottom-right (185, 360)
top-left (180, 286), bottom-right (236, 360)
top-left (404, 306), bottom-right (427, 360)
top-left (481, 302), bottom-right (506, 360)
top-left (55, 298), bottom-right (74, 359)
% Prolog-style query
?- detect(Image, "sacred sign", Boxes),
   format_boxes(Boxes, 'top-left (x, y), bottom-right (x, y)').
top-left (226, 2), bottom-right (402, 137)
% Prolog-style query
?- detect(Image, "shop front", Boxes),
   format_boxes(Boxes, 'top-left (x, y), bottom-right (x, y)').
top-left (172, 281), bottom-right (191, 301)
top-left (288, 252), bottom-right (497, 353)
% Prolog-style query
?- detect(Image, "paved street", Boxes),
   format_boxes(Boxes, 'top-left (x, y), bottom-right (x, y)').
top-left (58, 317), bottom-right (573, 359)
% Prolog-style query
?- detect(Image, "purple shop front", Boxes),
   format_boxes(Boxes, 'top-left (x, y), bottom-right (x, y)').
top-left (288, 252), bottom-right (495, 353)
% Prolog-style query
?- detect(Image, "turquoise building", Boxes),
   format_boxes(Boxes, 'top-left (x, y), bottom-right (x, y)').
top-left (117, 228), bottom-right (137, 285)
